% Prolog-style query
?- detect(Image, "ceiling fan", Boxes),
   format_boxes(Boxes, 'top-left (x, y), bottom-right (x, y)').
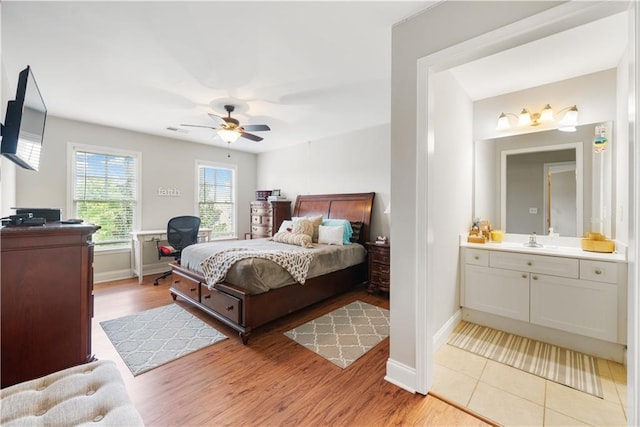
top-left (181, 105), bottom-right (271, 143)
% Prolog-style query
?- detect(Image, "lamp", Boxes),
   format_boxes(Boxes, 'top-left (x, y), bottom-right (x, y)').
top-left (218, 128), bottom-right (241, 143)
top-left (496, 104), bottom-right (578, 132)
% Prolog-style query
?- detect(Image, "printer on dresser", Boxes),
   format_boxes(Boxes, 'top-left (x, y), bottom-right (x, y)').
top-left (249, 200), bottom-right (291, 239)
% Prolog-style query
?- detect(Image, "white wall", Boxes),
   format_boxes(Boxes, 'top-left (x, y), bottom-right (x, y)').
top-left (390, 0), bottom-right (557, 389)
top-left (432, 71), bottom-right (473, 330)
top-left (256, 124), bottom-right (391, 240)
top-left (12, 115), bottom-right (257, 277)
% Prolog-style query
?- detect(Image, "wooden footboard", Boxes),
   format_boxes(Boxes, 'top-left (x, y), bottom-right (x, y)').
top-left (170, 262), bottom-right (367, 344)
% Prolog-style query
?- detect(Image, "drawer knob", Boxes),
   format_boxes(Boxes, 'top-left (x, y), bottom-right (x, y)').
top-left (190, 287), bottom-right (197, 292)
top-left (474, 256), bottom-right (479, 260)
top-left (522, 274), bottom-right (527, 279)
top-left (204, 294), bottom-right (211, 299)
top-left (226, 305), bottom-right (234, 311)
top-left (527, 261), bottom-right (532, 266)
top-left (532, 275), bottom-right (538, 280)
top-left (595, 269), bottom-right (603, 275)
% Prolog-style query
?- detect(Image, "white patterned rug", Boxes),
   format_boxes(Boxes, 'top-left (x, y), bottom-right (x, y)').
top-left (100, 304), bottom-right (227, 376)
top-left (284, 300), bottom-right (390, 368)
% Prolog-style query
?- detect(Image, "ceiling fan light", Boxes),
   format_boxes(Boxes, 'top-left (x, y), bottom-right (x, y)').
top-left (218, 129), bottom-right (241, 143)
top-left (496, 113), bottom-right (511, 130)
top-left (518, 108), bottom-right (532, 126)
top-left (539, 104), bottom-right (554, 122)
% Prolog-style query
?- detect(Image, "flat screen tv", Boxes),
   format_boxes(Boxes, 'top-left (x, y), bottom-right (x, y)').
top-left (1, 65), bottom-right (47, 171)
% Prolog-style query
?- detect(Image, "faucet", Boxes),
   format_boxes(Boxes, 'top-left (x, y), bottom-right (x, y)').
top-left (523, 232), bottom-right (543, 248)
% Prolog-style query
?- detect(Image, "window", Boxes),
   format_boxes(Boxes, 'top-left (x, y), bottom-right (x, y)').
top-left (197, 161), bottom-right (236, 239)
top-left (69, 143), bottom-right (140, 248)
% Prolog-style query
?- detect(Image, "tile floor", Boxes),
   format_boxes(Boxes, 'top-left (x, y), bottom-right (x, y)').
top-left (433, 334), bottom-right (628, 426)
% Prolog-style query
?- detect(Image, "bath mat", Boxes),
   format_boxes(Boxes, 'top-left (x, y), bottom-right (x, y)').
top-left (284, 301), bottom-right (389, 368)
top-left (100, 304), bottom-right (227, 376)
top-left (448, 322), bottom-right (603, 398)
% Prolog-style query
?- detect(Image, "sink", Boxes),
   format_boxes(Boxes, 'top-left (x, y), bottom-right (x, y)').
top-left (523, 241), bottom-right (543, 248)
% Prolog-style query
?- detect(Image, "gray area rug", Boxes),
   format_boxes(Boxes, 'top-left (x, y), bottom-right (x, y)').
top-left (448, 321), bottom-right (603, 398)
top-left (100, 304), bottom-right (227, 376)
top-left (284, 300), bottom-right (390, 368)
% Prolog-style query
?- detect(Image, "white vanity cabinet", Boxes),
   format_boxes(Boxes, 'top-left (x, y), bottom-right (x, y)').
top-left (461, 246), bottom-right (625, 344)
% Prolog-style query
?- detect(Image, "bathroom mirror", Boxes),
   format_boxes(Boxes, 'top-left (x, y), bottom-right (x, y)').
top-left (474, 121), bottom-right (613, 238)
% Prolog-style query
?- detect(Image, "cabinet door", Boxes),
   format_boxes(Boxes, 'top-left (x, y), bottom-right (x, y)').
top-left (530, 274), bottom-right (617, 342)
top-left (464, 265), bottom-right (529, 322)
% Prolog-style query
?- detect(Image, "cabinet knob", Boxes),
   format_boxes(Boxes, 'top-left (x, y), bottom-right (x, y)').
top-left (532, 275), bottom-right (538, 280)
top-left (595, 269), bottom-right (603, 275)
top-left (474, 256), bottom-right (479, 260)
top-left (204, 294), bottom-right (211, 299)
top-left (190, 287), bottom-right (197, 292)
top-left (226, 305), bottom-right (234, 311)
top-left (527, 261), bottom-right (532, 266)
top-left (522, 274), bottom-right (527, 279)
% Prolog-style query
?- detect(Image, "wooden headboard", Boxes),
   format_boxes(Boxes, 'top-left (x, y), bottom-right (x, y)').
top-left (293, 192), bottom-right (375, 244)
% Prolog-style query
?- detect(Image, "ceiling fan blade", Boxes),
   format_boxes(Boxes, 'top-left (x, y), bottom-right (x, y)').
top-left (240, 131), bottom-right (263, 142)
top-left (242, 124), bottom-right (271, 132)
top-left (207, 113), bottom-right (226, 126)
top-left (180, 124), bottom-right (220, 129)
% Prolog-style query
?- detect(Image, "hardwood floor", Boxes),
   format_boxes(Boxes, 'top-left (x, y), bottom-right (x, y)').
top-left (93, 277), bottom-right (494, 426)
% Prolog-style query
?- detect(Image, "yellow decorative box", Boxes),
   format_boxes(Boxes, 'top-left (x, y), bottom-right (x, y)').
top-left (581, 238), bottom-right (615, 253)
top-left (467, 235), bottom-right (487, 244)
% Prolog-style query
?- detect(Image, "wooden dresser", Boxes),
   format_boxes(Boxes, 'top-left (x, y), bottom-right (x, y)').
top-left (250, 200), bottom-right (291, 238)
top-left (365, 242), bottom-right (390, 294)
top-left (1, 223), bottom-right (98, 388)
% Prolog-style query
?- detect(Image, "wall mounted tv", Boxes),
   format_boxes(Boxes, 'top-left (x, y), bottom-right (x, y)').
top-left (0, 65), bottom-right (47, 171)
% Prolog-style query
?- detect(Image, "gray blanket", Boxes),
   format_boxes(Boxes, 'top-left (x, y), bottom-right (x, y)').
top-left (180, 238), bottom-right (366, 294)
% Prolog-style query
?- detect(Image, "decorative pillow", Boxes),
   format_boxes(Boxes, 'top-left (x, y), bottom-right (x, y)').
top-left (278, 220), bottom-right (294, 233)
top-left (159, 245), bottom-right (176, 255)
top-left (291, 219), bottom-right (314, 239)
top-left (321, 219), bottom-right (353, 244)
top-left (293, 215), bottom-right (323, 242)
top-left (350, 221), bottom-right (363, 243)
top-left (271, 231), bottom-right (313, 248)
top-left (318, 225), bottom-right (344, 245)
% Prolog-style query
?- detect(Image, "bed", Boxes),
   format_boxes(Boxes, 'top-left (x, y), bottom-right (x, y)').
top-left (169, 192), bottom-right (375, 344)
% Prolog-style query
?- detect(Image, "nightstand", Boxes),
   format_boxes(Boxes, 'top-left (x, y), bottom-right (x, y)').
top-left (365, 242), bottom-right (390, 294)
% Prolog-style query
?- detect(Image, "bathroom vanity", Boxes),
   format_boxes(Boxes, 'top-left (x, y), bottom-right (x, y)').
top-left (460, 237), bottom-right (627, 361)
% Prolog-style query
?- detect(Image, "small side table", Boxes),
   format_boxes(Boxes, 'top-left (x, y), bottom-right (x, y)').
top-left (365, 242), bottom-right (390, 294)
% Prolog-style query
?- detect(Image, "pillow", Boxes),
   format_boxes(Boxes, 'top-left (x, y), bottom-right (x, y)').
top-left (350, 221), bottom-right (363, 243)
top-left (292, 215), bottom-right (323, 242)
top-left (291, 219), bottom-right (314, 239)
top-left (321, 219), bottom-right (353, 244)
top-left (318, 225), bottom-right (344, 245)
top-left (271, 231), bottom-right (313, 248)
top-left (278, 220), bottom-right (294, 233)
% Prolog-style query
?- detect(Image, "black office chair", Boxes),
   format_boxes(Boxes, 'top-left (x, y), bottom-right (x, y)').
top-left (153, 215), bottom-right (201, 286)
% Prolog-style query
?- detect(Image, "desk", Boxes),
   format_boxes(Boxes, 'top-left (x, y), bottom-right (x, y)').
top-left (130, 229), bottom-right (212, 284)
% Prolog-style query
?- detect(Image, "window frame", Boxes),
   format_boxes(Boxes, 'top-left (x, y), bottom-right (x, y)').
top-left (67, 142), bottom-right (141, 251)
top-left (195, 159), bottom-right (238, 240)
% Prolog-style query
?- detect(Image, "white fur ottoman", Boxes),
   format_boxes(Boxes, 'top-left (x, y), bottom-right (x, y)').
top-left (1, 360), bottom-right (144, 426)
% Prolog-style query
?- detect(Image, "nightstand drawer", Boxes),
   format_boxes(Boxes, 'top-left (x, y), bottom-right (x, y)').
top-left (369, 248), bottom-right (390, 264)
top-left (251, 207), bottom-right (272, 216)
top-left (251, 225), bottom-right (272, 236)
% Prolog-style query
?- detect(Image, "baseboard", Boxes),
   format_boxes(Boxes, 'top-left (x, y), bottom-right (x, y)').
top-left (94, 269), bottom-right (134, 284)
top-left (433, 309), bottom-right (462, 351)
top-left (385, 358), bottom-right (416, 393)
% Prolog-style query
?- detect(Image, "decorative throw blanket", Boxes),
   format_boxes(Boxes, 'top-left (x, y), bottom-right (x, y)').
top-left (199, 247), bottom-right (315, 288)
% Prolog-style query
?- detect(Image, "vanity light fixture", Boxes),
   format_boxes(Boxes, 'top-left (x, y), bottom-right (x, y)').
top-left (496, 104), bottom-right (579, 132)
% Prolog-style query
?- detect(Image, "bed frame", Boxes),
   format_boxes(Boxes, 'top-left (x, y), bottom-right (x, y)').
top-left (169, 192), bottom-right (375, 344)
